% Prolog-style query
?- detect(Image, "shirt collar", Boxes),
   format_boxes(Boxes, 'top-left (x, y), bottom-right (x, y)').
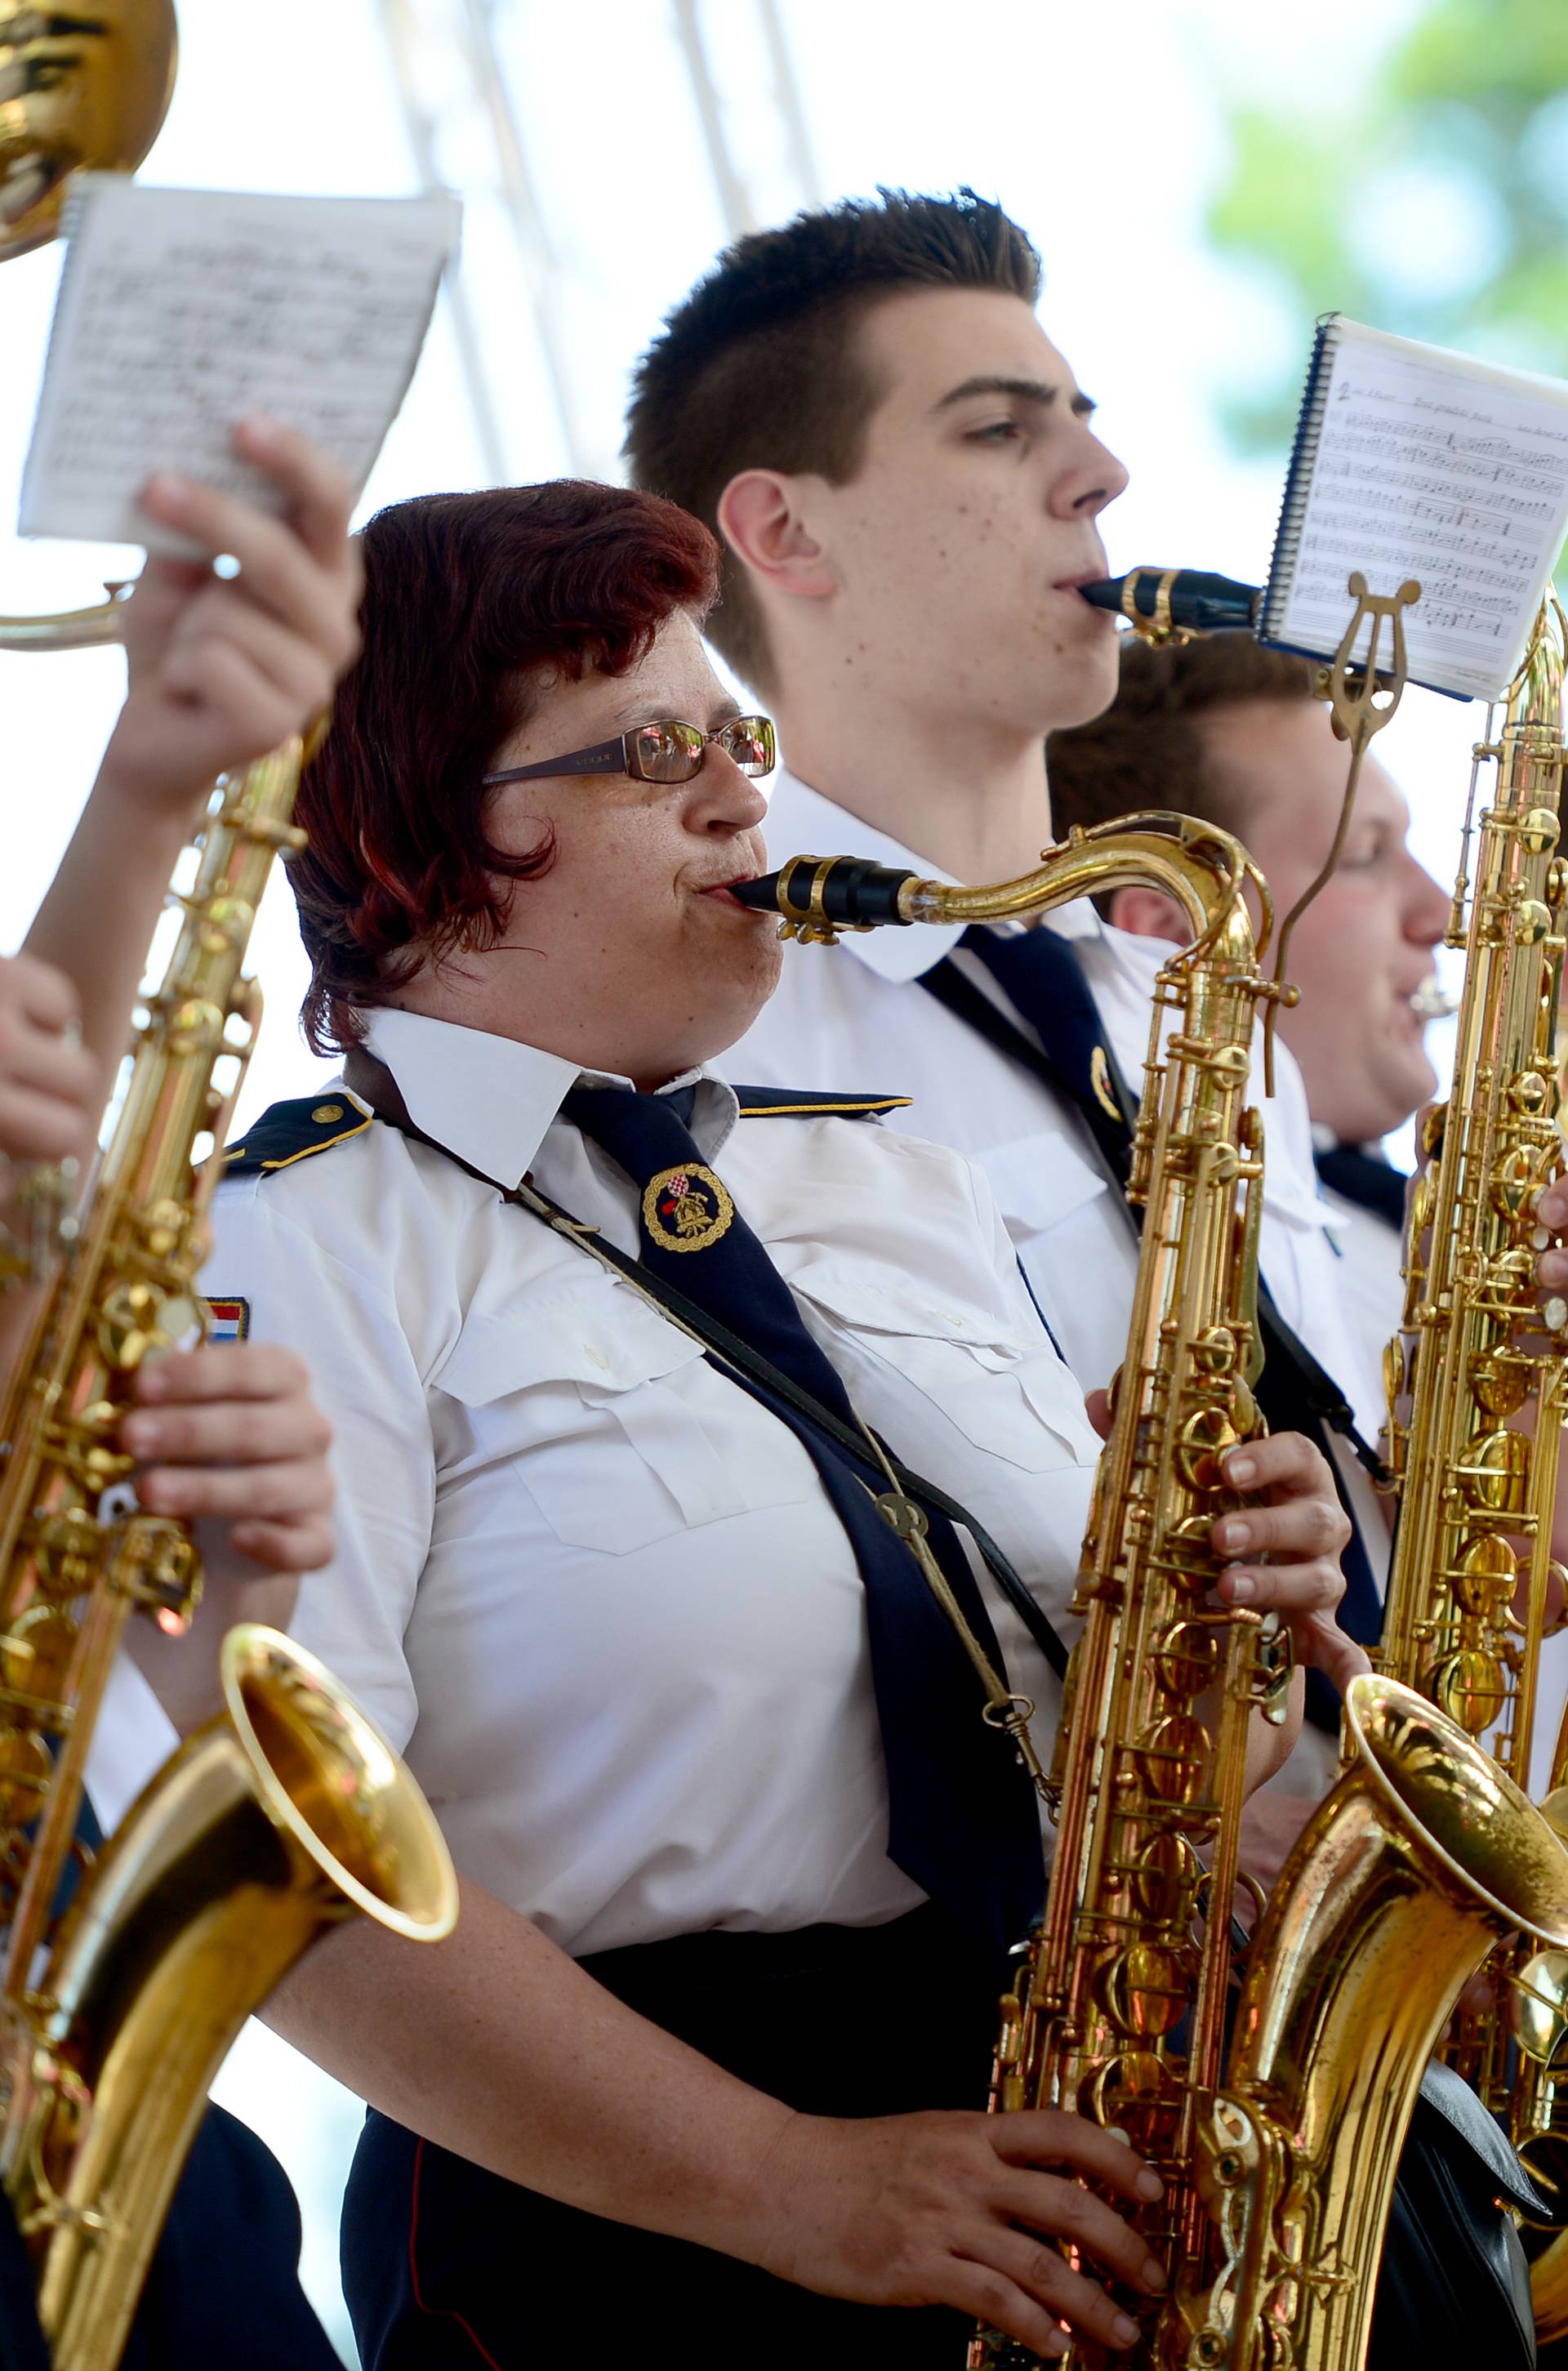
top-left (359, 1008), bottom-right (737, 1181)
top-left (763, 765), bottom-right (1101, 984)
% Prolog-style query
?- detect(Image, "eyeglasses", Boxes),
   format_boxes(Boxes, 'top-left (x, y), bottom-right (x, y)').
top-left (483, 715), bottom-right (777, 790)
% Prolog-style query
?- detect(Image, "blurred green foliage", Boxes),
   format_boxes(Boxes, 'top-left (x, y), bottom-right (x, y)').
top-left (1208, 0), bottom-right (1568, 452)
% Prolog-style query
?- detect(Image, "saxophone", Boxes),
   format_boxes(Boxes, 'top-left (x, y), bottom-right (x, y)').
top-left (735, 826), bottom-right (1568, 2371)
top-left (1372, 594), bottom-right (1568, 2328)
top-left (0, 693), bottom-right (460, 2371)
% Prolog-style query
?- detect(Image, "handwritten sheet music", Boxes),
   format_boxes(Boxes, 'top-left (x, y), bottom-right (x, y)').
top-left (19, 180), bottom-right (461, 555)
top-left (1267, 322), bottom-right (1568, 701)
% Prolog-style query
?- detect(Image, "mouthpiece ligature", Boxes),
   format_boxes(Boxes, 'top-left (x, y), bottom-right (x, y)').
top-left (1080, 567), bottom-right (1262, 644)
top-left (733, 854), bottom-right (919, 945)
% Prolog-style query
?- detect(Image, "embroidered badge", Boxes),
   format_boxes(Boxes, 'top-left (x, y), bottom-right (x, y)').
top-left (1089, 1045), bottom-right (1123, 1124)
top-left (203, 1295), bottom-right (252, 1344)
top-left (642, 1164), bottom-right (735, 1254)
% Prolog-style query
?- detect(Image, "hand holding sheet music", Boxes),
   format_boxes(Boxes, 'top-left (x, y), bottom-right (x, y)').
top-left (19, 180), bottom-right (461, 556)
top-left (1262, 319), bottom-right (1568, 702)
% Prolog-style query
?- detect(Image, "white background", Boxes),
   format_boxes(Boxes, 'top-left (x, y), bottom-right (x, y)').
top-left (0, 1), bottom-right (1506, 2355)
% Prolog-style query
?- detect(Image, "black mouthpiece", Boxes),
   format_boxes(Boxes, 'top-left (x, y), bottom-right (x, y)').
top-left (732, 855), bottom-right (919, 929)
top-left (1080, 567), bottom-right (1261, 635)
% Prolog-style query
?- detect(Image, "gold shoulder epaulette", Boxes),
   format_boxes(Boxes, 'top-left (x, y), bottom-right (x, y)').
top-left (222, 1094), bottom-right (372, 1178)
top-left (733, 1086), bottom-right (912, 1120)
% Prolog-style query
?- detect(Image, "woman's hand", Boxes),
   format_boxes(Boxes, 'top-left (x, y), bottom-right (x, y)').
top-left (755, 2106), bottom-right (1166, 2358)
top-left (100, 417), bottom-right (363, 822)
top-left (119, 1341), bottom-right (336, 1577)
top-left (1214, 1433), bottom-right (1365, 1695)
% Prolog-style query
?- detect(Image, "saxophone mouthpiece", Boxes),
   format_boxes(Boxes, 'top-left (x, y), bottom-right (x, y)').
top-left (1080, 568), bottom-right (1263, 638)
top-left (732, 855), bottom-right (920, 943)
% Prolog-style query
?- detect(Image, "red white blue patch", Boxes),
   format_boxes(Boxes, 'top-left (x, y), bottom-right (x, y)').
top-left (203, 1295), bottom-right (251, 1344)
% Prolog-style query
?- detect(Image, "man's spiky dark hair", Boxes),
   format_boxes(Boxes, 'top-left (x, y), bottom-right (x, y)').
top-left (625, 189), bottom-right (1042, 692)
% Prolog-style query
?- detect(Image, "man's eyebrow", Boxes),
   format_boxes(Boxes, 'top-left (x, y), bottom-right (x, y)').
top-left (932, 373), bottom-right (1097, 418)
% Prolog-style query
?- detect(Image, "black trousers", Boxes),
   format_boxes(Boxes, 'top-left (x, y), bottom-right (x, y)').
top-left (343, 1904), bottom-right (1003, 2370)
top-left (0, 2104), bottom-right (340, 2371)
top-left (341, 1910), bottom-right (1539, 2371)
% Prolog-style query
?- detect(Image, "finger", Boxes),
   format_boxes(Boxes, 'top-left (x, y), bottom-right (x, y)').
top-left (0, 1016), bottom-right (100, 1112)
top-left (1538, 1246), bottom-right (1568, 1294)
top-left (1083, 1386), bottom-right (1111, 1443)
top-left (943, 2263), bottom-right (1070, 2360)
top-left (166, 595), bottom-right (337, 717)
top-left (136, 1455), bottom-right (334, 1522)
top-left (988, 2168), bottom-right (1167, 2295)
top-left (1537, 1179), bottom-right (1568, 1236)
top-left (141, 473), bottom-right (356, 666)
top-left (158, 635), bottom-right (323, 752)
top-left (1216, 1561), bottom-right (1343, 1615)
top-left (0, 1081), bottom-right (95, 1163)
top-left (225, 1514), bottom-right (335, 1574)
top-left (1213, 1495), bottom-right (1349, 1563)
top-left (1294, 1615), bottom-right (1370, 1694)
top-left (1219, 1431), bottom-right (1329, 1498)
top-left (120, 1392), bottom-right (332, 1465)
top-left (967, 2231), bottom-right (1141, 2352)
top-left (988, 2110), bottom-right (1164, 2208)
top-left (0, 952), bottom-right (82, 1036)
top-left (134, 1342), bottom-right (314, 1405)
top-left (232, 417), bottom-right (355, 572)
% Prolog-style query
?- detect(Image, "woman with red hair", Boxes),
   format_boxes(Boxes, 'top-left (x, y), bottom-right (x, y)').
top-left (201, 477), bottom-right (1356, 2370)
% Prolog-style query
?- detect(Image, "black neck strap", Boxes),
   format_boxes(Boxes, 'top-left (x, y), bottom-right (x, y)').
top-left (342, 1051), bottom-right (1071, 1680)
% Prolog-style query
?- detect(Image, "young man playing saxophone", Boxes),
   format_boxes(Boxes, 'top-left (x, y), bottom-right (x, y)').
top-left (623, 189), bottom-right (1396, 1874)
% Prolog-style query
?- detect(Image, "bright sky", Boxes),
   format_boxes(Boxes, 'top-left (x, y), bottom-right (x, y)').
top-left (0, 0), bottom-right (1484, 2356)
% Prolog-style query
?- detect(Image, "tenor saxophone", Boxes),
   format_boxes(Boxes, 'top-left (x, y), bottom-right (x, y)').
top-left (735, 823), bottom-right (1568, 2371)
top-left (0, 684), bottom-right (459, 2370)
top-left (1372, 594), bottom-right (1568, 2328)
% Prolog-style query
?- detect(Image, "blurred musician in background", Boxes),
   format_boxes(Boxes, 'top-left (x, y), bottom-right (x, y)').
top-left (0, 419), bottom-right (359, 2369)
top-left (624, 187), bottom-right (1388, 1865)
top-left (203, 475), bottom-right (1357, 2371)
top-left (1045, 631), bottom-right (1450, 1393)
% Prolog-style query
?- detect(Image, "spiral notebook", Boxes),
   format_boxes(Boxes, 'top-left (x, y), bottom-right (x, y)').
top-left (18, 178), bottom-right (461, 556)
top-left (1259, 317), bottom-right (1568, 702)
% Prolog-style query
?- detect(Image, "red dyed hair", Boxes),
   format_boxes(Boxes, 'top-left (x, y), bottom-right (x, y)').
top-left (291, 479), bottom-right (720, 1053)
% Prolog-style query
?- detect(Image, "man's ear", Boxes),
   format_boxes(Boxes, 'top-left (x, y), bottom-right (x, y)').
top-left (1106, 884), bottom-right (1192, 945)
top-left (716, 470), bottom-right (838, 603)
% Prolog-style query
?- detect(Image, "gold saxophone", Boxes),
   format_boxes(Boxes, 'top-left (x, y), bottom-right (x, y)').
top-left (1372, 594), bottom-right (1568, 2326)
top-left (736, 824), bottom-right (1568, 2371)
top-left (0, 612), bottom-right (460, 2371)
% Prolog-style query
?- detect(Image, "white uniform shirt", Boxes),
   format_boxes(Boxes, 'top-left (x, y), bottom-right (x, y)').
top-left (200, 1006), bottom-right (1101, 1959)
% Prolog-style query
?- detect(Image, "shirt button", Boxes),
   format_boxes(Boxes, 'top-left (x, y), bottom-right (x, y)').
top-left (584, 1344), bottom-right (609, 1370)
top-left (311, 1103), bottom-right (345, 1124)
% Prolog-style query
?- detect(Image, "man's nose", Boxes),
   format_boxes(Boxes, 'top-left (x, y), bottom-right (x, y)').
top-left (1404, 853), bottom-right (1451, 947)
top-left (1049, 429), bottom-right (1130, 522)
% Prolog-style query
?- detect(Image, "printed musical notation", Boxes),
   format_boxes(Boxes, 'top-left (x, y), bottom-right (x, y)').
top-left (20, 180), bottom-right (461, 555)
top-left (1267, 321), bottom-right (1568, 701)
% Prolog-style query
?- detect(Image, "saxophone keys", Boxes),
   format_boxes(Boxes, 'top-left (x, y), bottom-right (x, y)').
top-left (1432, 1645), bottom-right (1508, 1735)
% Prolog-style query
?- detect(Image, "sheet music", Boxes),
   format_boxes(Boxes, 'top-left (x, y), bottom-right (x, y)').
top-left (1268, 322), bottom-right (1568, 701)
top-left (19, 180), bottom-right (461, 555)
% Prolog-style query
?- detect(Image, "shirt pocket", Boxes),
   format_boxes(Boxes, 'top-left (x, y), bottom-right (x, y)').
top-left (433, 1284), bottom-right (808, 1553)
top-left (974, 1128), bottom-right (1110, 1241)
top-left (786, 1259), bottom-right (1085, 1473)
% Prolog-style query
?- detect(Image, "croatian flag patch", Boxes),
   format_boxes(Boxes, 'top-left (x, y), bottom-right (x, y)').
top-left (203, 1296), bottom-right (251, 1344)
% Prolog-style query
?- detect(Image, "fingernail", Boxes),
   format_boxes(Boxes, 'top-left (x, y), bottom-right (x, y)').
top-left (1044, 2336), bottom-right (1069, 2360)
top-left (1225, 1453), bottom-right (1256, 1485)
top-left (1218, 1518), bottom-right (1250, 1551)
top-left (1540, 1253), bottom-right (1568, 1286)
top-left (238, 412), bottom-right (280, 448)
top-left (145, 470), bottom-right (189, 512)
top-left (1113, 2314), bottom-right (1140, 2346)
top-left (137, 1469), bottom-right (175, 1509)
top-left (1224, 1571), bottom-right (1257, 1603)
top-left (1136, 2168), bottom-right (1164, 2200)
top-left (1141, 2256), bottom-right (1168, 2292)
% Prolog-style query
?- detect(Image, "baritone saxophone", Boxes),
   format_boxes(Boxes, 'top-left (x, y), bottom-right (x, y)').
top-left (0, 602), bottom-right (459, 2371)
top-left (1373, 594), bottom-right (1568, 2331)
top-left (735, 825), bottom-right (1568, 2371)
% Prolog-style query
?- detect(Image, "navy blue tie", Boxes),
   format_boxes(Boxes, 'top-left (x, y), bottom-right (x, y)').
top-left (1315, 1142), bottom-right (1408, 1231)
top-left (561, 1082), bottom-right (1046, 1955)
top-left (948, 925), bottom-right (1385, 1726)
